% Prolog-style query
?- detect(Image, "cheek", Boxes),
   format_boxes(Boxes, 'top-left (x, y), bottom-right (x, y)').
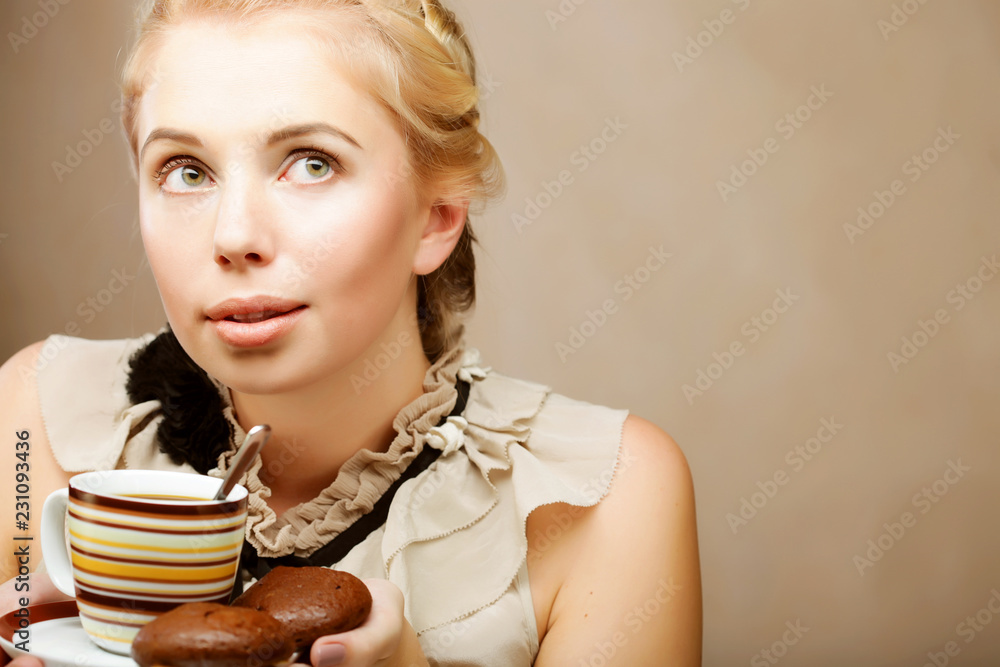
top-left (282, 183), bottom-right (420, 290)
top-left (138, 203), bottom-right (196, 315)
top-left (138, 207), bottom-right (166, 285)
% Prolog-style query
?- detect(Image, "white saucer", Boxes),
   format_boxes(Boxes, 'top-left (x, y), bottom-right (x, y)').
top-left (0, 601), bottom-right (137, 667)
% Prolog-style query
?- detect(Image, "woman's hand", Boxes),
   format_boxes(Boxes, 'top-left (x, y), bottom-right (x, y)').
top-left (293, 579), bottom-right (428, 667)
top-left (0, 570), bottom-right (74, 667)
top-left (0, 652), bottom-right (41, 667)
top-left (0, 577), bottom-right (427, 667)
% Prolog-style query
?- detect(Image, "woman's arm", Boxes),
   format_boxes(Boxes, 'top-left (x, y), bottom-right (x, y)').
top-left (0, 342), bottom-right (75, 582)
top-left (0, 343), bottom-right (75, 667)
top-left (531, 415), bottom-right (702, 666)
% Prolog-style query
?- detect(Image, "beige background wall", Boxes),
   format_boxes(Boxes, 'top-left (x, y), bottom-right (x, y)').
top-left (2, 0), bottom-right (999, 664)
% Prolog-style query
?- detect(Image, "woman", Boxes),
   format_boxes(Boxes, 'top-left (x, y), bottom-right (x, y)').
top-left (0, 1), bottom-right (701, 665)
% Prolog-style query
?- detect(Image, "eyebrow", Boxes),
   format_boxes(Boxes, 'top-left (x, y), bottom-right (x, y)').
top-left (139, 122), bottom-right (363, 163)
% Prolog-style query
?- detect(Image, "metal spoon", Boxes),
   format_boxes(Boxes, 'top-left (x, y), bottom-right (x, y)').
top-left (213, 424), bottom-right (271, 501)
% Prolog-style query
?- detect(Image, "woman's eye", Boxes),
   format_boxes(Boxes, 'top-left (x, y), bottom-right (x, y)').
top-left (174, 166), bottom-right (207, 187)
top-left (284, 154), bottom-right (334, 183)
top-left (158, 160), bottom-right (212, 193)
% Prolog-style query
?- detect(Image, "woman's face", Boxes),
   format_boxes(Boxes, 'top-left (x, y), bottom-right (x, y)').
top-left (135, 14), bottom-right (433, 393)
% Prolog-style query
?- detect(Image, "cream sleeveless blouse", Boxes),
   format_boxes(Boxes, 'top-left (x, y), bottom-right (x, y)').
top-left (35, 333), bottom-right (628, 666)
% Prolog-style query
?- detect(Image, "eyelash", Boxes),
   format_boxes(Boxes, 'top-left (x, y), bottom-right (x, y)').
top-left (151, 146), bottom-right (342, 187)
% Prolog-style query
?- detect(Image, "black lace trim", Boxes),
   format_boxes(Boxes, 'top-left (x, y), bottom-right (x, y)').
top-left (125, 328), bottom-right (234, 474)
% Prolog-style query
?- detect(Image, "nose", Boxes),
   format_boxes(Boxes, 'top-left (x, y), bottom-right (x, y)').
top-left (212, 183), bottom-right (274, 269)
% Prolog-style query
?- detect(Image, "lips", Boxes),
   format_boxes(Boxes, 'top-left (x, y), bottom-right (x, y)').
top-left (228, 310), bottom-right (282, 324)
top-left (206, 296), bottom-right (306, 348)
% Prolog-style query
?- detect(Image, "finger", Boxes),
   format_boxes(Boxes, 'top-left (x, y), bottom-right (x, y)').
top-left (5, 656), bottom-right (44, 667)
top-left (2, 572), bottom-right (70, 667)
top-left (310, 579), bottom-right (404, 667)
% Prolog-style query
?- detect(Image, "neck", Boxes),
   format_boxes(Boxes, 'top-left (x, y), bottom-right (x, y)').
top-left (229, 311), bottom-right (431, 515)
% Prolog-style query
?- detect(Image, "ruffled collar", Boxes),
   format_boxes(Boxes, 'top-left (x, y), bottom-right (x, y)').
top-left (44, 332), bottom-right (628, 638)
top-left (205, 341), bottom-right (490, 559)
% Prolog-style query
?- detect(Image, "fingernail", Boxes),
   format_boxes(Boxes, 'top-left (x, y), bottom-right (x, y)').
top-left (315, 643), bottom-right (347, 667)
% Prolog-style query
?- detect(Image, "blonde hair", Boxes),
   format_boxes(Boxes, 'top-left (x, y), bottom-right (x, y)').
top-left (119, 0), bottom-right (504, 361)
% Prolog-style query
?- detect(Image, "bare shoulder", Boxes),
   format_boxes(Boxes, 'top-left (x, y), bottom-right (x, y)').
top-left (618, 414), bottom-right (695, 491)
top-left (531, 414), bottom-right (702, 666)
top-left (0, 342), bottom-right (70, 583)
top-left (0, 342), bottom-right (44, 393)
top-left (595, 416), bottom-right (699, 587)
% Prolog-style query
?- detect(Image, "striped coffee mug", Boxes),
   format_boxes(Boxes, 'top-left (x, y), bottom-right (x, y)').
top-left (40, 470), bottom-right (248, 655)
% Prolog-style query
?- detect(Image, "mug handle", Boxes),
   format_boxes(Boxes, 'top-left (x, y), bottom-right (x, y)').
top-left (40, 488), bottom-right (75, 597)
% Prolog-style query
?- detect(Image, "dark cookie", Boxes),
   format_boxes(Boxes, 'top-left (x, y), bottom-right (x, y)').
top-left (131, 602), bottom-right (294, 667)
top-left (233, 566), bottom-right (372, 649)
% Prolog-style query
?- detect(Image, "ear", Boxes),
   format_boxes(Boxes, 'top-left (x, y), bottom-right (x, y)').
top-left (412, 199), bottom-right (469, 276)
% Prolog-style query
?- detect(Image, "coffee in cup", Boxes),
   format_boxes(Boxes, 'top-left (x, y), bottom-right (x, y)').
top-left (40, 470), bottom-right (248, 655)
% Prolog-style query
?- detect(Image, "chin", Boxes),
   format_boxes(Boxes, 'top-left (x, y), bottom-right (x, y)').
top-left (167, 327), bottom-right (309, 395)
top-left (209, 355), bottom-right (329, 396)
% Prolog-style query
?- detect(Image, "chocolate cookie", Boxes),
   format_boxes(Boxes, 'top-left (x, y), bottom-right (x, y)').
top-left (131, 602), bottom-right (295, 667)
top-left (233, 566), bottom-right (372, 649)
